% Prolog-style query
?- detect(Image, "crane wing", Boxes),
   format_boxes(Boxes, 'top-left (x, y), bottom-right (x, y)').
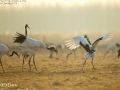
top-left (92, 32), bottom-right (113, 50)
top-left (22, 37), bottom-right (39, 47)
top-left (65, 36), bottom-right (82, 50)
top-left (13, 32), bottom-right (26, 44)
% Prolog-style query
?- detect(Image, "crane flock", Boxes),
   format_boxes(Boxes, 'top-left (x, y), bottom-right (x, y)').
top-left (0, 24), bottom-right (119, 73)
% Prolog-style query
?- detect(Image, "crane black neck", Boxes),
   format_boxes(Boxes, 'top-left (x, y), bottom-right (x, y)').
top-left (25, 26), bottom-right (27, 36)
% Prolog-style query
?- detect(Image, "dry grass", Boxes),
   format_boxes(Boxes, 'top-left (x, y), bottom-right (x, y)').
top-left (0, 47), bottom-right (120, 90)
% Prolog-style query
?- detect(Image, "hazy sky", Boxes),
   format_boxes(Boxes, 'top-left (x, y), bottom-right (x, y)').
top-left (0, 0), bottom-right (120, 34)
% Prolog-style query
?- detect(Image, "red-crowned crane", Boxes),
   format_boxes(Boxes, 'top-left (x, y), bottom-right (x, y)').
top-left (66, 34), bottom-right (90, 60)
top-left (46, 45), bottom-right (59, 59)
top-left (104, 43), bottom-right (120, 57)
top-left (65, 32), bottom-right (113, 72)
top-left (15, 24), bottom-right (59, 71)
top-left (0, 44), bottom-right (19, 72)
top-left (13, 32), bottom-right (46, 71)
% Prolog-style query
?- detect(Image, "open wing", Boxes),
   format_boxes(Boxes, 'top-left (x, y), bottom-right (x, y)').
top-left (65, 36), bottom-right (90, 50)
top-left (92, 32), bottom-right (113, 50)
top-left (65, 36), bottom-right (81, 50)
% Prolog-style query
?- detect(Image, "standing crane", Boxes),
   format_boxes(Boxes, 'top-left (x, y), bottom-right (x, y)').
top-left (66, 34), bottom-right (90, 60)
top-left (14, 25), bottom-right (60, 71)
top-left (104, 43), bottom-right (120, 57)
top-left (13, 32), bottom-right (46, 71)
top-left (65, 32), bottom-right (113, 72)
top-left (46, 45), bottom-right (59, 59)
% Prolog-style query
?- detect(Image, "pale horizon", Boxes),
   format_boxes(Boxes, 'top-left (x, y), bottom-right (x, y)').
top-left (0, 0), bottom-right (120, 38)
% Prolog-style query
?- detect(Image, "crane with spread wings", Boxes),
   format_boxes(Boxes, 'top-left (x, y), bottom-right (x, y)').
top-left (65, 32), bottom-right (113, 71)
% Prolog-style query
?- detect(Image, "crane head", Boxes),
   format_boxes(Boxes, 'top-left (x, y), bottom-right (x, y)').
top-left (25, 24), bottom-right (30, 29)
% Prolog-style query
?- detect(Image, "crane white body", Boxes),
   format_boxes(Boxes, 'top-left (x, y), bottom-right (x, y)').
top-left (0, 44), bottom-right (9, 58)
top-left (104, 43), bottom-right (120, 57)
top-left (21, 37), bottom-right (46, 50)
top-left (65, 32), bottom-right (113, 71)
top-left (0, 44), bottom-right (19, 72)
top-left (18, 46), bottom-right (37, 71)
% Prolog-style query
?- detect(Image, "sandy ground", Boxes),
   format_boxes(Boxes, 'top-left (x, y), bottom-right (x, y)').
top-left (0, 47), bottom-right (120, 90)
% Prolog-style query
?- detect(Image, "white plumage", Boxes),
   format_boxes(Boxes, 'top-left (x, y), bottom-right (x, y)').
top-left (65, 32), bottom-right (113, 71)
top-left (0, 44), bottom-right (19, 72)
top-left (21, 37), bottom-right (46, 49)
top-left (18, 46), bottom-right (37, 71)
top-left (104, 43), bottom-right (120, 57)
top-left (0, 44), bottom-right (9, 58)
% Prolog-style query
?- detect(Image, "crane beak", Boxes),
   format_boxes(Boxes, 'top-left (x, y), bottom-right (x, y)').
top-left (27, 26), bottom-right (30, 29)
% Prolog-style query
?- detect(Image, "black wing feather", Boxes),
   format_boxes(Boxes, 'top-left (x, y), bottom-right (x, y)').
top-left (13, 32), bottom-right (26, 44)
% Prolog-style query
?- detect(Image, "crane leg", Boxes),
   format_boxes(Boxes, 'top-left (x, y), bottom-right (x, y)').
top-left (49, 52), bottom-right (53, 60)
top-left (0, 58), bottom-right (5, 73)
top-left (22, 56), bottom-right (25, 71)
top-left (118, 52), bottom-right (120, 58)
top-left (29, 56), bottom-right (32, 72)
top-left (66, 52), bottom-right (72, 60)
top-left (81, 59), bottom-right (87, 72)
top-left (118, 54), bottom-right (119, 58)
top-left (49, 54), bottom-right (51, 60)
top-left (104, 51), bottom-right (109, 58)
top-left (118, 49), bottom-right (120, 58)
top-left (91, 58), bottom-right (95, 69)
top-left (33, 54), bottom-right (37, 71)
